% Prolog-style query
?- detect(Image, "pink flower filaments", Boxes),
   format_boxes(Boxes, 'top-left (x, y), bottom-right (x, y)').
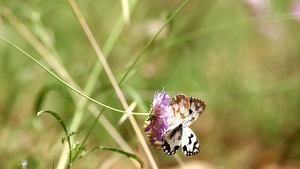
top-left (144, 88), bottom-right (172, 145)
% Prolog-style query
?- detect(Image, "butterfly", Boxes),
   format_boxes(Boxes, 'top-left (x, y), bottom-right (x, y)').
top-left (162, 94), bottom-right (206, 156)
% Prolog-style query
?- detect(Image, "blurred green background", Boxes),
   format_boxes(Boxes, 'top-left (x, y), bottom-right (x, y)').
top-left (1, 0), bottom-right (300, 168)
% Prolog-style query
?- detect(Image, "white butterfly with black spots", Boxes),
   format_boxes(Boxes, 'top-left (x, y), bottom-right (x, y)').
top-left (162, 94), bottom-right (206, 156)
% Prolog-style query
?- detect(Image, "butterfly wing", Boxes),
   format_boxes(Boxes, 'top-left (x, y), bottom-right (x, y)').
top-left (162, 123), bottom-right (183, 156)
top-left (163, 94), bottom-right (206, 156)
top-left (183, 96), bottom-right (206, 126)
top-left (171, 94), bottom-right (190, 120)
top-left (181, 125), bottom-right (201, 156)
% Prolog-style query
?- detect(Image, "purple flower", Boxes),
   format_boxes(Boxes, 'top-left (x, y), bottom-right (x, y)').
top-left (291, 2), bottom-right (300, 24)
top-left (144, 87), bottom-right (172, 145)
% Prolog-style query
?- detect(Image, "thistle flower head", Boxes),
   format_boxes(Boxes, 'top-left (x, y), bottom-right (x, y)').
top-left (144, 87), bottom-right (172, 145)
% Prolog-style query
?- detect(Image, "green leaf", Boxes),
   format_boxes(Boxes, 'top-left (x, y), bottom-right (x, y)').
top-left (37, 110), bottom-right (68, 136)
top-left (79, 146), bottom-right (143, 168)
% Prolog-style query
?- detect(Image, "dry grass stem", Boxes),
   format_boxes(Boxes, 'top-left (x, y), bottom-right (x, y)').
top-left (67, 0), bottom-right (158, 168)
top-left (121, 0), bottom-right (131, 24)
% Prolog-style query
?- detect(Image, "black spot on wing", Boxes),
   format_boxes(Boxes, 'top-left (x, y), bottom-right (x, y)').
top-left (182, 145), bottom-right (187, 153)
top-left (191, 141), bottom-right (201, 156)
top-left (174, 145), bottom-right (180, 151)
top-left (189, 109), bottom-right (193, 114)
top-left (182, 140), bottom-right (201, 156)
top-left (162, 140), bottom-right (170, 155)
top-left (188, 134), bottom-right (194, 145)
top-left (194, 140), bottom-right (200, 149)
top-left (169, 124), bottom-right (182, 139)
top-left (162, 140), bottom-right (179, 156)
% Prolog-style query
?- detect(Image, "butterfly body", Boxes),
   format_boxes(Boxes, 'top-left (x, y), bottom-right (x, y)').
top-left (162, 94), bottom-right (206, 156)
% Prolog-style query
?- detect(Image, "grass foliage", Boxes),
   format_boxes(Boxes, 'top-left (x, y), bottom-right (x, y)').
top-left (1, 0), bottom-right (300, 168)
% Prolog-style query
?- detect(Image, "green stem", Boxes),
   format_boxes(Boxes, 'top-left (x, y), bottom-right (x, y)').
top-left (66, 135), bottom-right (72, 169)
top-left (72, 0), bottom-right (190, 163)
top-left (71, 109), bottom-right (105, 161)
top-left (0, 36), bottom-right (148, 116)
